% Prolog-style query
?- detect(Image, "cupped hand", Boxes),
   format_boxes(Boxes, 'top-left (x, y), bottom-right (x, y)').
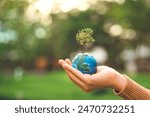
top-left (58, 59), bottom-right (127, 92)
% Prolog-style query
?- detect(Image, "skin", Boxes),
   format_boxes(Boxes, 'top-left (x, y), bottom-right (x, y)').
top-left (58, 59), bottom-right (127, 93)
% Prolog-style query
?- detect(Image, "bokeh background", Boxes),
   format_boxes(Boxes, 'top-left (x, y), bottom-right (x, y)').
top-left (0, 0), bottom-right (150, 100)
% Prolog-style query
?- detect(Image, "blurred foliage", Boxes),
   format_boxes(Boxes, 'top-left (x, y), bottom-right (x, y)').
top-left (0, 0), bottom-right (150, 69)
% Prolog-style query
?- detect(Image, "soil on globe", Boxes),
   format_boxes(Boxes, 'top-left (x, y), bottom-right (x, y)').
top-left (72, 53), bottom-right (97, 74)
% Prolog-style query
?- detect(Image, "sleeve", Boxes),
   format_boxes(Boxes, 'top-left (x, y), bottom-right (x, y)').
top-left (114, 75), bottom-right (150, 100)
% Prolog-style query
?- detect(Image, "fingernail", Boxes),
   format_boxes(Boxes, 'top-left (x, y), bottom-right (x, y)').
top-left (65, 58), bottom-right (69, 61)
top-left (58, 59), bottom-right (63, 64)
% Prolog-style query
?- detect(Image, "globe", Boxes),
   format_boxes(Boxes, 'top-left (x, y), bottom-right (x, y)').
top-left (72, 53), bottom-right (97, 74)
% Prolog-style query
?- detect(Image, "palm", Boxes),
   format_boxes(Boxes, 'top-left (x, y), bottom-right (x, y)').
top-left (83, 66), bottom-right (116, 90)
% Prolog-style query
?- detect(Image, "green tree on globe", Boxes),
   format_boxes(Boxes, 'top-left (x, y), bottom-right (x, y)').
top-left (72, 28), bottom-right (97, 74)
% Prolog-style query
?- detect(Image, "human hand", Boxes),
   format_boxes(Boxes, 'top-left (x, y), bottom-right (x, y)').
top-left (58, 59), bottom-right (127, 92)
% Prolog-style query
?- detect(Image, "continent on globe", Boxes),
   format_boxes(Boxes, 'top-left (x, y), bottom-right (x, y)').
top-left (72, 53), bottom-right (97, 74)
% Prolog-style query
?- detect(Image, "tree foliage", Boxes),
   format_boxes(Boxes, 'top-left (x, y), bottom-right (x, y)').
top-left (0, 0), bottom-right (150, 69)
top-left (76, 28), bottom-right (95, 47)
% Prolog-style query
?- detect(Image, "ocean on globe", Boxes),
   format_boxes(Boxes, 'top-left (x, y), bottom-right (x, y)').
top-left (72, 53), bottom-right (97, 74)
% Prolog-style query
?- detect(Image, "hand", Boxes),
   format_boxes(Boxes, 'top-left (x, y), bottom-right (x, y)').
top-left (58, 59), bottom-right (127, 92)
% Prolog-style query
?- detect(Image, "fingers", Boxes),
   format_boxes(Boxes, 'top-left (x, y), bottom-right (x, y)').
top-left (59, 59), bottom-right (90, 85)
top-left (63, 63), bottom-right (86, 82)
top-left (59, 59), bottom-right (72, 67)
top-left (58, 59), bottom-right (65, 65)
top-left (59, 59), bottom-right (71, 76)
top-left (59, 59), bottom-right (76, 80)
top-left (59, 59), bottom-right (84, 86)
top-left (65, 59), bottom-right (72, 65)
top-left (65, 70), bottom-right (85, 90)
top-left (58, 59), bottom-right (92, 92)
top-left (66, 70), bottom-right (92, 92)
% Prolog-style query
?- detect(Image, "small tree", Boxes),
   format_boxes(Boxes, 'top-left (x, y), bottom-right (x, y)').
top-left (76, 28), bottom-right (95, 52)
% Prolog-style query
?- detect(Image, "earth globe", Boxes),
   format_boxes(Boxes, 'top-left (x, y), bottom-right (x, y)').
top-left (72, 53), bottom-right (97, 74)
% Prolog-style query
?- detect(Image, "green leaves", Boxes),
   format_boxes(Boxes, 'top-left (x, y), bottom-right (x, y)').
top-left (76, 28), bottom-right (95, 47)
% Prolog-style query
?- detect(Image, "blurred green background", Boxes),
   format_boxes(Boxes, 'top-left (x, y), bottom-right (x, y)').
top-left (0, 0), bottom-right (150, 100)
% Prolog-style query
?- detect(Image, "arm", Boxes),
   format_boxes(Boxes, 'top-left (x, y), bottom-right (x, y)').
top-left (59, 59), bottom-right (150, 100)
top-left (114, 75), bottom-right (150, 100)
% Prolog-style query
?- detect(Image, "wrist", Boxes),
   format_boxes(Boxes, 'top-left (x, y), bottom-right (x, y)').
top-left (112, 73), bottom-right (127, 92)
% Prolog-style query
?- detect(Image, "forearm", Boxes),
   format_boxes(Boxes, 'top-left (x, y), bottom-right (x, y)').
top-left (114, 75), bottom-right (150, 100)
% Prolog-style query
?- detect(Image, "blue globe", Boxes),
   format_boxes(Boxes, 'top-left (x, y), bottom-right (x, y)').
top-left (72, 53), bottom-right (97, 74)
